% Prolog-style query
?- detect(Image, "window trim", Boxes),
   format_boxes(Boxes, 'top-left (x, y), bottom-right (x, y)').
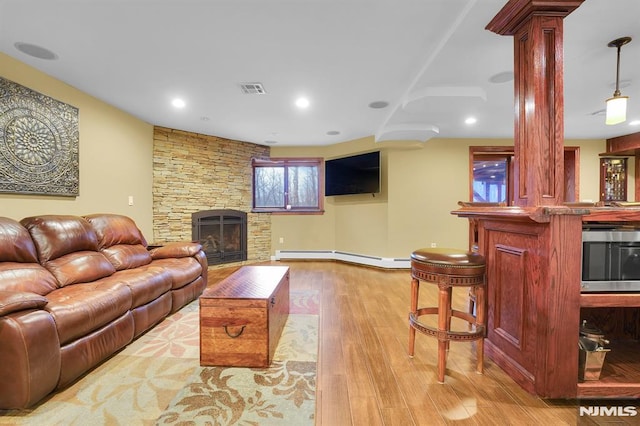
top-left (251, 157), bottom-right (324, 214)
top-left (468, 146), bottom-right (581, 205)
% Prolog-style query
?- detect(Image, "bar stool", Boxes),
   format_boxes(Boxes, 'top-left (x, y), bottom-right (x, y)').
top-left (408, 248), bottom-right (486, 383)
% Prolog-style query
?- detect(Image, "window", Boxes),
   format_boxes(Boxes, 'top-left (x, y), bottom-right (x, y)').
top-left (252, 157), bottom-right (324, 214)
top-left (473, 156), bottom-right (510, 203)
top-left (469, 147), bottom-right (514, 205)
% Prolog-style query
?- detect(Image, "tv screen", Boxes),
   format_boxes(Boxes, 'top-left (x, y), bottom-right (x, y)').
top-left (325, 151), bottom-right (380, 196)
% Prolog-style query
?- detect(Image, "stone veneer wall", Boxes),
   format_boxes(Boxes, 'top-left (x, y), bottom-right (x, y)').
top-left (152, 127), bottom-right (271, 266)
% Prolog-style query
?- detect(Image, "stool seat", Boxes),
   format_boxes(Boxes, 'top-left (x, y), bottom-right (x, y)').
top-left (411, 247), bottom-right (485, 269)
top-left (408, 247), bottom-right (486, 383)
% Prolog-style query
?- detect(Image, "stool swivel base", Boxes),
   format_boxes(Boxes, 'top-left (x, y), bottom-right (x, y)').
top-left (408, 248), bottom-right (486, 383)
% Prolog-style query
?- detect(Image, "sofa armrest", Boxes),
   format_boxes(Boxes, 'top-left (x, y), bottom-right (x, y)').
top-left (149, 242), bottom-right (203, 259)
top-left (0, 291), bottom-right (48, 316)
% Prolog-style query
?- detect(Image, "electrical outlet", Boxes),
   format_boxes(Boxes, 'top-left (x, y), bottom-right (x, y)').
top-left (430, 242), bottom-right (437, 248)
top-left (279, 237), bottom-right (284, 244)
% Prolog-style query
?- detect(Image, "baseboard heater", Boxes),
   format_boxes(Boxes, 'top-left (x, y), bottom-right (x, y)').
top-left (274, 250), bottom-right (410, 269)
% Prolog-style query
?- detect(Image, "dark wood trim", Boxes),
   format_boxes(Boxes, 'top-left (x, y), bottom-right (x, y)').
top-left (581, 293), bottom-right (640, 308)
top-left (582, 206), bottom-right (640, 223)
top-left (564, 146), bottom-right (579, 202)
top-left (486, 0), bottom-right (584, 36)
top-left (636, 155), bottom-right (640, 202)
top-left (606, 131), bottom-right (640, 155)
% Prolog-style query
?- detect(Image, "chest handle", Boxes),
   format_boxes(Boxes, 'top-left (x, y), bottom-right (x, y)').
top-left (223, 324), bottom-right (246, 338)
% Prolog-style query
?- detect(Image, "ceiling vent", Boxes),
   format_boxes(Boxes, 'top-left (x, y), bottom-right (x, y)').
top-left (240, 82), bottom-right (266, 94)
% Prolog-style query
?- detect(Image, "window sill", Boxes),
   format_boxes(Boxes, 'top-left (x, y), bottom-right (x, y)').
top-left (252, 209), bottom-right (324, 215)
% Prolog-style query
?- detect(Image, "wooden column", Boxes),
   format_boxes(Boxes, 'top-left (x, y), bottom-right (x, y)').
top-left (452, 0), bottom-right (587, 399)
top-left (486, 0), bottom-right (584, 207)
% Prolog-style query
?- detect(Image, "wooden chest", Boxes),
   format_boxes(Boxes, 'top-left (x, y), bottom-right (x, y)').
top-left (199, 265), bottom-right (290, 367)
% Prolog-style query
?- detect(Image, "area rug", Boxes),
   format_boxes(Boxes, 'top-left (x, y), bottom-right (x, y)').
top-left (0, 290), bottom-right (319, 426)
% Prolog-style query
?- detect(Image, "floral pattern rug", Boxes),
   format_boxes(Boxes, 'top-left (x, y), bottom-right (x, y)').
top-left (0, 290), bottom-right (319, 426)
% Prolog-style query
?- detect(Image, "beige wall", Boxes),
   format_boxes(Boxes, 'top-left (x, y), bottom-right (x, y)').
top-left (2, 53), bottom-right (611, 257)
top-left (0, 53), bottom-right (155, 238)
top-left (272, 137), bottom-right (607, 259)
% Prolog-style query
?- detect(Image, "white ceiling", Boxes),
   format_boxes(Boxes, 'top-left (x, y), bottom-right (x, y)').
top-left (1, 0), bottom-right (639, 147)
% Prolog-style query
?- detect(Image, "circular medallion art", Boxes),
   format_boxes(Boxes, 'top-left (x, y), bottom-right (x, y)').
top-left (0, 77), bottom-right (78, 196)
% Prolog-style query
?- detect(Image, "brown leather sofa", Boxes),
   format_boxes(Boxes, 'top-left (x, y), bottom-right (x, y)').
top-left (0, 213), bottom-right (207, 409)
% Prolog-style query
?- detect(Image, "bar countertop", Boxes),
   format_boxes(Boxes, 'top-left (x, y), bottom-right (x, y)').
top-left (452, 205), bottom-right (640, 224)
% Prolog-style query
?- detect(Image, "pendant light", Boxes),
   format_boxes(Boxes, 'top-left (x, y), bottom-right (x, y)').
top-left (605, 36), bottom-right (632, 125)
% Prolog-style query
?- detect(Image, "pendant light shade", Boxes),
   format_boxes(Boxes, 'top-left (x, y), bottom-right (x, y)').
top-left (606, 95), bottom-right (628, 125)
top-left (605, 37), bottom-right (632, 126)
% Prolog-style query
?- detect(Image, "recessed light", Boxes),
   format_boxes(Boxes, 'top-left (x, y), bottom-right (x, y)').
top-left (326, 130), bottom-right (340, 136)
top-left (630, 120), bottom-right (640, 126)
top-left (14, 42), bottom-right (58, 60)
top-left (200, 116), bottom-right (210, 121)
top-left (172, 98), bottom-right (186, 108)
top-left (295, 97), bottom-right (310, 109)
top-left (465, 117), bottom-right (477, 125)
top-left (264, 140), bottom-right (278, 145)
top-left (368, 101), bottom-right (389, 109)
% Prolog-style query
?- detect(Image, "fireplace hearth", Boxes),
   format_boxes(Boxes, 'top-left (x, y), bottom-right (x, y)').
top-left (192, 210), bottom-right (247, 266)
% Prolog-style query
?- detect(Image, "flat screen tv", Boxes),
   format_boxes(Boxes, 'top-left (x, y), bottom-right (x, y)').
top-left (325, 151), bottom-right (380, 196)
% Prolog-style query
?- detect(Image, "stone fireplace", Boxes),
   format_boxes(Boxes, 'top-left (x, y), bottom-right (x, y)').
top-left (153, 127), bottom-right (271, 264)
top-left (192, 210), bottom-right (247, 266)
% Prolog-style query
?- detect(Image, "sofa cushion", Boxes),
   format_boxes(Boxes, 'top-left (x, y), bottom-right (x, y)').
top-left (149, 242), bottom-right (202, 259)
top-left (102, 244), bottom-right (152, 271)
top-left (151, 257), bottom-right (203, 290)
top-left (21, 215), bottom-right (100, 263)
top-left (0, 262), bottom-right (59, 295)
top-left (0, 217), bottom-right (39, 263)
top-left (0, 217), bottom-right (59, 295)
top-left (0, 291), bottom-right (48, 316)
top-left (112, 266), bottom-right (172, 308)
top-left (84, 213), bottom-right (148, 248)
top-left (44, 278), bottom-right (132, 345)
top-left (84, 214), bottom-right (152, 271)
top-left (45, 251), bottom-right (116, 287)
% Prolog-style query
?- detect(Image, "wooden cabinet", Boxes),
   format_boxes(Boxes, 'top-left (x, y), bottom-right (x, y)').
top-left (578, 209), bottom-right (640, 398)
top-left (454, 206), bottom-right (585, 398)
top-left (600, 157), bottom-right (628, 203)
top-left (578, 294), bottom-right (640, 398)
top-left (455, 206), bottom-right (640, 399)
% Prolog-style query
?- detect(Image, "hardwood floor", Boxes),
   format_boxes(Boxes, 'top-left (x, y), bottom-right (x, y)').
top-left (208, 261), bottom-right (623, 425)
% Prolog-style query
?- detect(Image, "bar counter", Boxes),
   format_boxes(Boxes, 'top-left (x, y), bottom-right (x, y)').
top-left (451, 204), bottom-right (640, 398)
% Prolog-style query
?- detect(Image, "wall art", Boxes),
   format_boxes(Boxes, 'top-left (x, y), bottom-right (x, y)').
top-left (0, 76), bottom-right (79, 196)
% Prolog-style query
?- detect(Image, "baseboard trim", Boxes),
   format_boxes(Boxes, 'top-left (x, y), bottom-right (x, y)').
top-left (273, 250), bottom-right (410, 269)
